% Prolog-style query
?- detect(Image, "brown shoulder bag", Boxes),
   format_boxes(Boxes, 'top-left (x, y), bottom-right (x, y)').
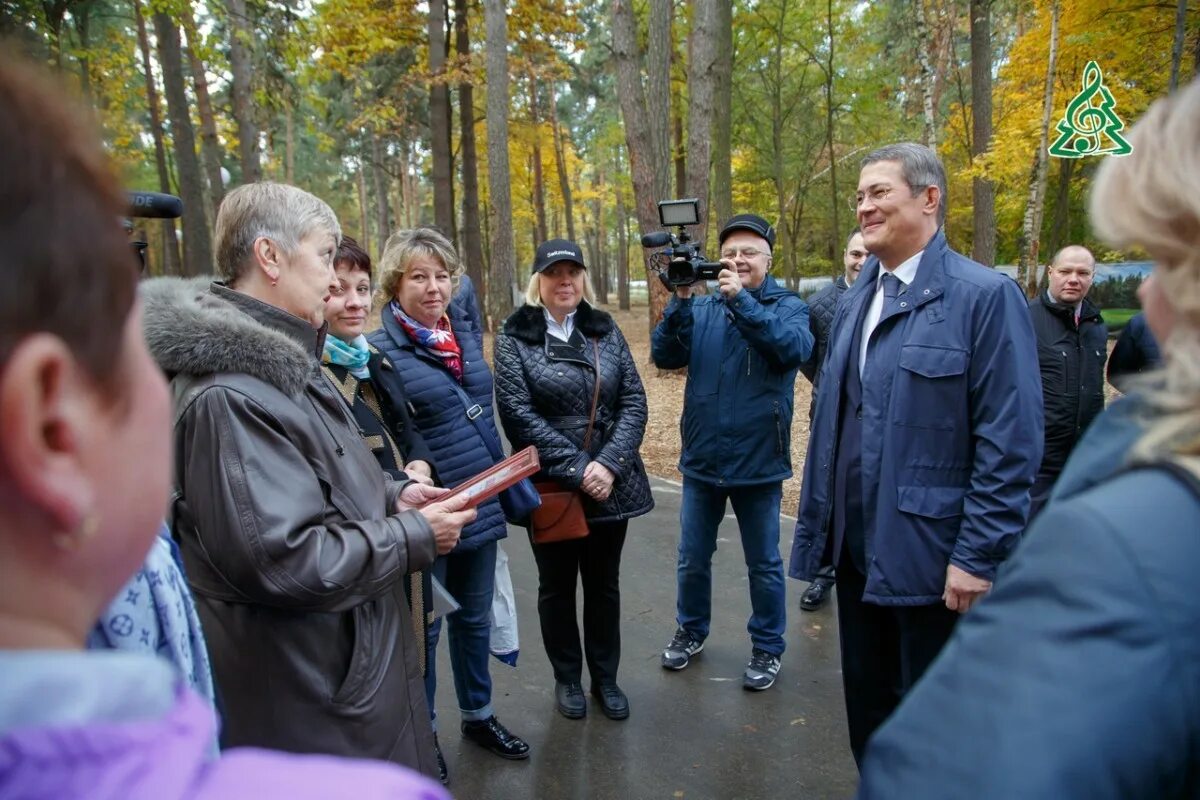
top-left (530, 338), bottom-right (602, 544)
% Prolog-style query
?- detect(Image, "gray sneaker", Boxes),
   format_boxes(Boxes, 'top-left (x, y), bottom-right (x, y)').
top-left (661, 628), bottom-right (704, 670)
top-left (743, 648), bottom-right (781, 691)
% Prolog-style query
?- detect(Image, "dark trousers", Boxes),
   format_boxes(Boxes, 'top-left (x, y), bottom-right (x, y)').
top-left (835, 553), bottom-right (959, 768)
top-left (529, 519), bottom-right (628, 686)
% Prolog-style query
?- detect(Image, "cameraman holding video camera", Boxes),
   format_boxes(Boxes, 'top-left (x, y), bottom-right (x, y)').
top-left (651, 213), bottom-right (813, 691)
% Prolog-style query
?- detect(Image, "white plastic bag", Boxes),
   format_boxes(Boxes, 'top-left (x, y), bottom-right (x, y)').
top-left (489, 543), bottom-right (520, 667)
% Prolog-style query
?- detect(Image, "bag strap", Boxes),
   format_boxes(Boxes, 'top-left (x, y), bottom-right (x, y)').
top-left (582, 338), bottom-right (601, 451)
top-left (445, 378), bottom-right (507, 463)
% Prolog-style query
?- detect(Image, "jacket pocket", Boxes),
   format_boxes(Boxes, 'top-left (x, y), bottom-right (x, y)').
top-left (1037, 342), bottom-right (1068, 395)
top-left (896, 485), bottom-right (967, 520)
top-left (895, 345), bottom-right (969, 430)
top-left (332, 599), bottom-right (392, 707)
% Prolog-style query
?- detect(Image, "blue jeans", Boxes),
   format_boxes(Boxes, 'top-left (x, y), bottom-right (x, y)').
top-left (425, 541), bottom-right (496, 727)
top-left (677, 478), bottom-right (786, 656)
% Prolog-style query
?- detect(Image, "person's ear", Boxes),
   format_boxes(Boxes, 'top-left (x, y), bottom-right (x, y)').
top-left (0, 335), bottom-right (99, 540)
top-left (923, 186), bottom-right (941, 217)
top-left (253, 236), bottom-right (281, 284)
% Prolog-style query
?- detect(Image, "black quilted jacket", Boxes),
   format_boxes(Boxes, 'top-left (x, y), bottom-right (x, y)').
top-left (494, 302), bottom-right (654, 523)
top-left (800, 275), bottom-right (849, 421)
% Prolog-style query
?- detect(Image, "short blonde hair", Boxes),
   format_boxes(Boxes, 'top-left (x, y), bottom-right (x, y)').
top-left (376, 227), bottom-right (463, 308)
top-left (524, 268), bottom-right (597, 307)
top-left (215, 182), bottom-right (341, 283)
top-left (1090, 77), bottom-right (1200, 468)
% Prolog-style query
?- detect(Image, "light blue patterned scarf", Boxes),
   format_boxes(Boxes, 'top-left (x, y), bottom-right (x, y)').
top-left (323, 333), bottom-right (371, 379)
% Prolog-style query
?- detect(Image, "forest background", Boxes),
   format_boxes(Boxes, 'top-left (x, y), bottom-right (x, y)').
top-left (1, 0), bottom-right (1195, 333)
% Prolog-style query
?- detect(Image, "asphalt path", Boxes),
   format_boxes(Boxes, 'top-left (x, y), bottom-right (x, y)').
top-left (433, 475), bottom-right (859, 799)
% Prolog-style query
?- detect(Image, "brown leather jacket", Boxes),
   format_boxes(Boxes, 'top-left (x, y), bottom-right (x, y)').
top-left (142, 278), bottom-right (437, 774)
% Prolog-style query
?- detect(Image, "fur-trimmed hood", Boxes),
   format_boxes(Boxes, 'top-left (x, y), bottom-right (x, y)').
top-left (501, 301), bottom-right (615, 344)
top-left (141, 277), bottom-right (320, 398)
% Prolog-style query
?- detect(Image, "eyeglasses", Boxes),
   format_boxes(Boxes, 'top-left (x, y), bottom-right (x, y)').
top-left (720, 246), bottom-right (768, 260)
top-left (849, 184), bottom-right (928, 211)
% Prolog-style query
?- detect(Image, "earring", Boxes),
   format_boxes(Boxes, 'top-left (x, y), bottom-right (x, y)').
top-left (52, 511), bottom-right (100, 551)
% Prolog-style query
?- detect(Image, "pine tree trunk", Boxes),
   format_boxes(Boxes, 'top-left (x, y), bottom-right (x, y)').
top-left (181, 11), bottom-right (224, 216)
top-left (1045, 157), bottom-right (1074, 276)
top-left (548, 83), bottom-right (576, 242)
top-left (428, 0), bottom-right (454, 237)
top-left (613, 0), bottom-right (672, 337)
top-left (153, 10), bottom-right (213, 277)
top-left (74, 4), bottom-right (92, 101)
top-left (371, 130), bottom-right (391, 245)
top-left (357, 162), bottom-right (370, 254)
top-left (285, 107), bottom-right (295, 184)
top-left (454, 0), bottom-right (486, 307)
top-left (484, 0), bottom-right (517, 328)
top-left (915, 0), bottom-right (937, 154)
top-left (685, 0), bottom-right (717, 241)
top-left (711, 0), bottom-right (733, 230)
top-left (1170, 0), bottom-right (1187, 91)
top-left (617, 179), bottom-right (631, 311)
top-left (225, 0), bottom-right (259, 183)
top-left (970, 0), bottom-right (995, 266)
top-left (825, 0), bottom-right (841, 256)
top-left (1018, 0), bottom-right (1059, 296)
top-left (594, 181), bottom-right (608, 304)
top-left (134, 0), bottom-right (182, 276)
top-left (529, 73), bottom-right (549, 244)
top-left (647, 0), bottom-right (672, 202)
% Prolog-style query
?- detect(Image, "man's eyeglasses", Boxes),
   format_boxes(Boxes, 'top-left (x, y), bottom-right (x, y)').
top-left (849, 184), bottom-right (928, 211)
top-left (721, 246), bottom-right (768, 260)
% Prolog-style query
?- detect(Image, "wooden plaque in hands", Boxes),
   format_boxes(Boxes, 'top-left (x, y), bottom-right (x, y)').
top-left (420, 446), bottom-right (541, 510)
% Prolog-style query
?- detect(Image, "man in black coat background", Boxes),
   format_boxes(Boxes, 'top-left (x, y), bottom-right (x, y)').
top-left (796, 227), bottom-right (868, 611)
top-left (1028, 245), bottom-right (1108, 520)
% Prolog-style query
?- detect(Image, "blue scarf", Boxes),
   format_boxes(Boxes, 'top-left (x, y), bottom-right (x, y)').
top-left (323, 333), bottom-right (371, 379)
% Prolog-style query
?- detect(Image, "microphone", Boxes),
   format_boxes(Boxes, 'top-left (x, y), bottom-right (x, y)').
top-left (640, 231), bottom-right (671, 248)
top-left (126, 191), bottom-right (183, 219)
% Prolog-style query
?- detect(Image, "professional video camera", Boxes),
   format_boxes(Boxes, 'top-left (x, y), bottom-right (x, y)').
top-left (124, 191), bottom-right (183, 273)
top-left (641, 198), bottom-right (723, 288)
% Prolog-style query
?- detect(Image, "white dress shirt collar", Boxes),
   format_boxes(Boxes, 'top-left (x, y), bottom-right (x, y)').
top-left (543, 306), bottom-right (578, 342)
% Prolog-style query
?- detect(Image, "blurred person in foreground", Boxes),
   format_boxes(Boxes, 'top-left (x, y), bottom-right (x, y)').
top-left (859, 78), bottom-right (1200, 799)
top-left (494, 239), bottom-right (654, 721)
top-left (0, 51), bottom-right (449, 799)
top-left (141, 181), bottom-right (474, 776)
top-left (796, 227), bottom-right (868, 612)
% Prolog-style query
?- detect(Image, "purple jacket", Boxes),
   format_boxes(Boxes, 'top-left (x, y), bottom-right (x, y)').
top-left (0, 681), bottom-right (448, 800)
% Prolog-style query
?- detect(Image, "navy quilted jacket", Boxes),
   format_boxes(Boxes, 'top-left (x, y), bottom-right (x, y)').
top-left (367, 302), bottom-right (508, 551)
top-left (494, 302), bottom-right (654, 523)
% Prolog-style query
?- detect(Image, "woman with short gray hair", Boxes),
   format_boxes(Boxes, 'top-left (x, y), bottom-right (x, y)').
top-left (141, 182), bottom-right (474, 776)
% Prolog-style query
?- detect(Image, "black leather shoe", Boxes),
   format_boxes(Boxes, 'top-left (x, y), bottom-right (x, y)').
top-left (433, 733), bottom-right (448, 784)
top-left (591, 683), bottom-right (630, 720)
top-left (800, 578), bottom-right (833, 611)
top-left (461, 716), bottom-right (530, 760)
top-left (555, 682), bottom-right (587, 719)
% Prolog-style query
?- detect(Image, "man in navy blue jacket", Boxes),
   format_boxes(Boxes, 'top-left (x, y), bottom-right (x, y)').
top-left (652, 213), bottom-right (813, 691)
top-left (790, 143), bottom-right (1042, 766)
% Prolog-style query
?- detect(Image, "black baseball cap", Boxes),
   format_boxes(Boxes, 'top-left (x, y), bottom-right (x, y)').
top-left (532, 239), bottom-right (587, 273)
top-left (719, 214), bottom-right (776, 251)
